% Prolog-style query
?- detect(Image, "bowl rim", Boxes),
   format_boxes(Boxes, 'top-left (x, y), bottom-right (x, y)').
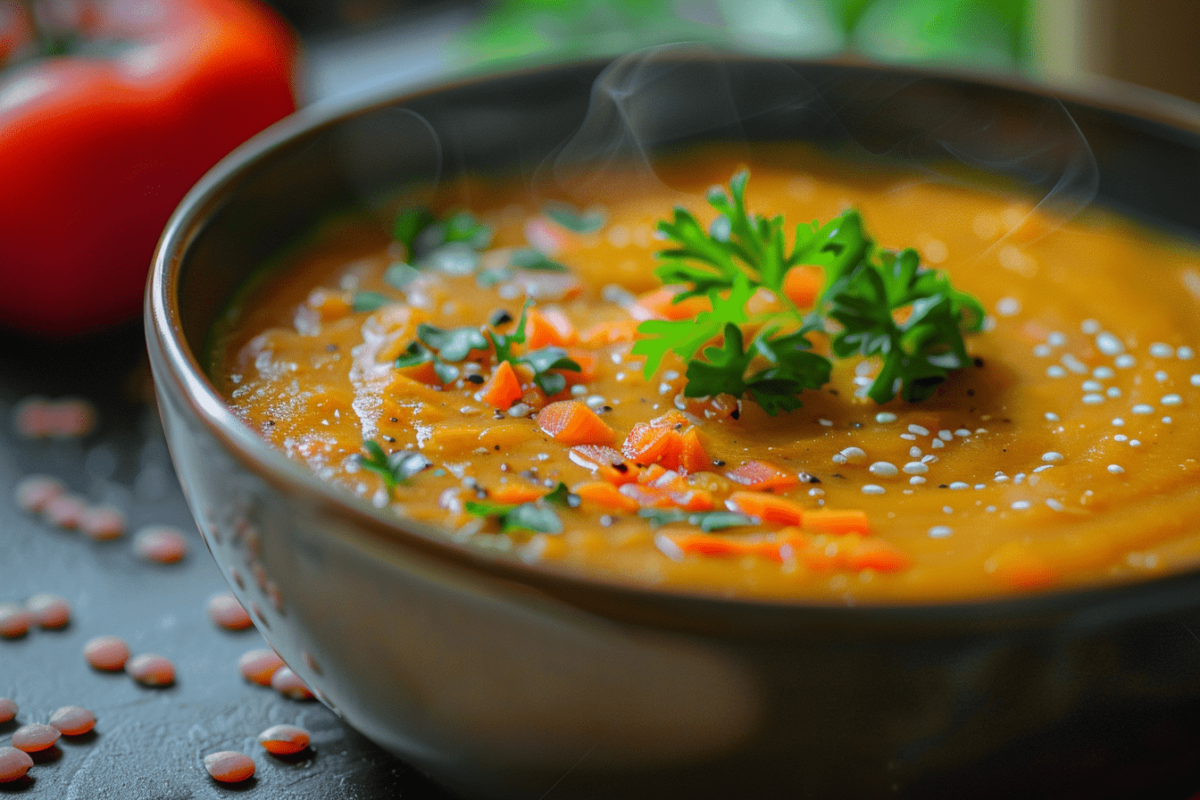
top-left (147, 53), bottom-right (1200, 628)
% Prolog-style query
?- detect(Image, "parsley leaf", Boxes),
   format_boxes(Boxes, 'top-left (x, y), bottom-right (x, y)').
top-left (542, 201), bottom-right (606, 233)
top-left (510, 248), bottom-right (568, 272)
top-left (392, 206), bottom-right (493, 261)
top-left (464, 499), bottom-right (563, 534)
top-left (353, 291), bottom-right (391, 313)
top-left (359, 442), bottom-right (431, 491)
top-left (638, 508), bottom-right (755, 532)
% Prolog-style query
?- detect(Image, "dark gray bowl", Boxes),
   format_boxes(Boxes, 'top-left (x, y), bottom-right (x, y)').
top-left (146, 53), bottom-right (1200, 799)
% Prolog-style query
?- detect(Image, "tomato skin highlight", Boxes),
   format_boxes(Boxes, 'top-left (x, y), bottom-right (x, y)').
top-left (0, 0), bottom-right (298, 336)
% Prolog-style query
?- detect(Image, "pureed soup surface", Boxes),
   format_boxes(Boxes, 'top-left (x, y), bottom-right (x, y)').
top-left (209, 145), bottom-right (1200, 603)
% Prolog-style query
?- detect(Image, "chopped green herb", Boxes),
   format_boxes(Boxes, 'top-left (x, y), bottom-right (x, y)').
top-left (416, 323), bottom-right (489, 362)
top-left (465, 499), bottom-right (563, 534)
top-left (359, 442), bottom-right (431, 490)
top-left (510, 247), bottom-right (568, 272)
top-left (542, 201), bottom-right (606, 233)
top-left (543, 482), bottom-right (580, 508)
top-left (392, 206), bottom-right (493, 261)
top-left (476, 266), bottom-right (514, 288)
top-left (639, 508), bottom-right (755, 532)
top-left (383, 262), bottom-right (422, 289)
top-left (633, 170), bottom-right (983, 412)
top-left (485, 301), bottom-right (581, 393)
top-left (352, 291), bottom-right (391, 313)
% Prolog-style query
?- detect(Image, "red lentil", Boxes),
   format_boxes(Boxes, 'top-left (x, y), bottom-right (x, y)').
top-left (270, 667), bottom-right (314, 700)
top-left (127, 653), bottom-right (176, 687)
top-left (48, 706), bottom-right (95, 736)
top-left (203, 750), bottom-right (256, 783)
top-left (238, 648), bottom-right (285, 685)
top-left (257, 723), bottom-right (311, 755)
top-left (0, 603), bottom-right (31, 638)
top-left (132, 525), bottom-right (188, 564)
top-left (79, 504), bottom-right (127, 541)
top-left (207, 592), bottom-right (253, 630)
top-left (83, 635), bottom-right (130, 671)
top-left (13, 474), bottom-right (65, 513)
top-left (25, 593), bottom-right (70, 629)
top-left (0, 698), bottom-right (15, 724)
top-left (42, 493), bottom-right (86, 529)
top-left (0, 747), bottom-right (33, 783)
top-left (11, 723), bottom-right (59, 752)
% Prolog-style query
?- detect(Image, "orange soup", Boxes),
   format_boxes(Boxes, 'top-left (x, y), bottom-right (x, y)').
top-left (208, 145), bottom-right (1200, 603)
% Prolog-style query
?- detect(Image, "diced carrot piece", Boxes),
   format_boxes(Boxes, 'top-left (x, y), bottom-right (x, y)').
top-left (579, 319), bottom-right (640, 346)
top-left (562, 350), bottom-right (596, 385)
top-left (396, 360), bottom-right (442, 386)
top-left (631, 286), bottom-right (712, 321)
top-left (803, 508), bottom-right (870, 536)
top-left (536, 400), bottom-right (615, 446)
top-left (648, 409), bottom-right (693, 429)
top-left (844, 538), bottom-right (911, 573)
top-left (568, 444), bottom-right (638, 485)
top-left (726, 491), bottom-right (805, 526)
top-left (636, 463), bottom-right (671, 486)
top-left (781, 265), bottom-right (824, 309)
top-left (678, 428), bottom-right (712, 473)
top-left (572, 481), bottom-right (640, 512)
top-left (622, 422), bottom-right (683, 468)
top-left (525, 308), bottom-right (575, 349)
top-left (620, 483), bottom-right (714, 512)
top-left (520, 384), bottom-right (549, 411)
top-left (307, 287), bottom-right (352, 321)
top-left (725, 460), bottom-right (800, 492)
top-left (488, 483), bottom-right (546, 505)
top-left (673, 534), bottom-right (756, 559)
top-left (479, 360), bottom-right (523, 410)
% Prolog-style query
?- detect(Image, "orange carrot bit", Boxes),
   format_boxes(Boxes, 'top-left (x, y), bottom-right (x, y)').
top-left (636, 463), bottom-right (671, 486)
top-left (395, 359), bottom-right (442, 386)
top-left (725, 491), bottom-right (805, 526)
top-left (479, 360), bottom-right (523, 410)
top-left (631, 286), bottom-right (713, 322)
top-left (562, 350), bottom-right (596, 385)
top-left (675, 392), bottom-right (741, 421)
top-left (619, 482), bottom-right (715, 512)
top-left (844, 538), bottom-right (911, 574)
top-left (672, 534), bottom-right (758, 559)
top-left (568, 444), bottom-right (638, 485)
top-left (578, 319), bottom-right (640, 346)
top-left (536, 400), bottom-right (615, 446)
top-left (520, 384), bottom-right (549, 412)
top-left (488, 483), bottom-right (547, 505)
top-left (307, 287), bottom-right (352, 321)
top-left (678, 428), bottom-right (712, 474)
top-left (725, 460), bottom-right (801, 492)
top-left (571, 481), bottom-right (640, 512)
top-left (525, 308), bottom-right (573, 349)
top-left (648, 409), bottom-right (694, 429)
top-left (542, 307), bottom-right (578, 345)
top-left (803, 508), bottom-right (871, 536)
top-left (621, 422), bottom-right (684, 469)
top-left (781, 265), bottom-right (825, 309)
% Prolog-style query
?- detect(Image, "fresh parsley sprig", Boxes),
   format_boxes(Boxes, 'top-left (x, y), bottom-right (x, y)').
top-left (633, 170), bottom-right (984, 412)
top-left (359, 442), bottom-right (431, 491)
top-left (485, 302), bottom-right (582, 395)
top-left (464, 482), bottom-right (577, 534)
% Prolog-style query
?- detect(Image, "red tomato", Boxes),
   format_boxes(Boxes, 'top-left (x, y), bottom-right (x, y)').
top-left (0, 0), bottom-right (297, 336)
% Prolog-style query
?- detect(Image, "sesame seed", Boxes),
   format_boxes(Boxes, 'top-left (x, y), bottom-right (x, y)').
top-left (1130, 439), bottom-right (1142, 447)
top-left (931, 438), bottom-right (945, 449)
top-left (1014, 473), bottom-right (1026, 484)
top-left (1041, 452), bottom-right (1064, 463)
top-left (1107, 464), bottom-right (1125, 474)
top-left (1115, 354), bottom-right (1137, 368)
top-left (1082, 380), bottom-right (1103, 392)
top-left (1114, 433), bottom-right (1128, 442)
top-left (1107, 387), bottom-right (1122, 398)
top-left (869, 461), bottom-right (899, 477)
top-left (1081, 319), bottom-right (1101, 334)
top-left (943, 506), bottom-right (953, 514)
top-left (862, 484), bottom-right (885, 495)
top-left (1093, 366), bottom-right (1115, 379)
top-left (1011, 500), bottom-right (1031, 510)
top-left (975, 484), bottom-right (986, 490)
top-left (1047, 365), bottom-right (1066, 378)
top-left (1112, 417), bottom-right (1125, 426)
top-left (1149, 342), bottom-right (1174, 358)
top-left (1033, 344), bottom-right (1051, 357)
top-left (875, 412), bottom-right (897, 423)
top-left (1192, 374), bottom-right (1200, 386)
top-left (949, 481), bottom-right (969, 490)
top-left (928, 525), bottom-right (953, 538)
top-left (839, 447), bottom-right (867, 462)
top-left (1045, 412), bottom-right (1059, 422)
top-left (1155, 370), bottom-right (1170, 382)
top-left (1033, 464), bottom-right (1054, 473)
top-left (832, 454), bottom-right (847, 465)
top-left (1095, 332), bottom-right (1124, 355)
top-left (937, 429), bottom-right (952, 441)
top-left (908, 424), bottom-right (930, 436)
top-left (1162, 394), bottom-right (1182, 406)
top-left (909, 446), bottom-right (922, 458)
top-left (1179, 346), bottom-right (1195, 360)
top-left (1047, 331), bottom-right (1067, 347)
top-left (986, 505), bottom-right (997, 513)
top-left (994, 474), bottom-right (1009, 482)
top-left (1163, 416), bottom-right (1173, 424)
top-left (900, 433), bottom-right (917, 441)
top-left (903, 462), bottom-right (928, 474)
top-left (584, 395), bottom-right (607, 409)
top-left (996, 297), bottom-right (1021, 316)
top-left (819, 418), bottom-right (833, 427)
top-left (910, 476), bottom-right (926, 485)
top-left (1082, 394), bottom-right (1104, 404)
top-left (1131, 404), bottom-right (1154, 415)
top-left (1046, 499), bottom-right (1065, 511)
top-left (922, 454), bottom-right (938, 463)
top-left (1061, 354), bottom-right (1088, 374)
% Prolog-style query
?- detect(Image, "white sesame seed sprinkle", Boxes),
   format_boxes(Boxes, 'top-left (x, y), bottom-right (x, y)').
top-left (1033, 464), bottom-right (1054, 473)
top-left (1041, 452), bottom-right (1064, 463)
top-left (994, 474), bottom-right (1009, 482)
top-left (1048, 332), bottom-right (1067, 347)
top-left (819, 418), bottom-right (834, 427)
top-left (903, 462), bottom-right (928, 474)
top-left (1046, 498), bottom-right (1064, 511)
top-left (1081, 319), bottom-right (1101, 335)
top-left (1112, 417), bottom-right (1125, 427)
top-left (832, 454), bottom-right (847, 465)
top-left (1192, 374), bottom-right (1200, 386)
top-left (1095, 332), bottom-right (1124, 356)
top-left (908, 424), bottom-right (930, 436)
top-left (1163, 416), bottom-right (1173, 424)
top-left (839, 447), bottom-right (867, 462)
top-left (943, 506), bottom-right (953, 514)
top-left (1131, 404), bottom-right (1154, 415)
top-left (1155, 370), bottom-right (1169, 382)
top-left (996, 297), bottom-right (1021, 316)
top-left (931, 438), bottom-right (945, 449)
top-left (936, 429), bottom-right (951, 441)
top-left (1179, 346), bottom-right (1194, 360)
top-left (1149, 342), bottom-right (1174, 358)
top-left (585, 395), bottom-right (607, 409)
top-left (1047, 365), bottom-right (1066, 378)
top-left (1115, 354), bottom-right (1137, 368)
top-left (875, 412), bottom-right (897, 423)
top-left (1093, 366), bottom-right (1115, 379)
top-left (1044, 412), bottom-right (1059, 423)
top-left (910, 476), bottom-right (926, 485)
top-left (1033, 344), bottom-right (1051, 357)
top-left (1162, 394), bottom-right (1182, 406)
top-left (1082, 394), bottom-right (1104, 404)
top-left (1129, 439), bottom-right (1141, 447)
top-left (862, 484), bottom-right (885, 495)
top-left (986, 505), bottom-right (997, 513)
top-left (869, 462), bottom-right (899, 478)
top-left (949, 481), bottom-right (969, 490)
top-left (909, 446), bottom-right (922, 458)
top-left (1011, 500), bottom-right (1031, 510)
top-left (1108, 464), bottom-right (1125, 474)
top-left (1014, 473), bottom-right (1026, 484)
top-left (900, 433), bottom-right (917, 441)
top-left (955, 428), bottom-right (972, 437)
top-left (1061, 354), bottom-right (1088, 374)
top-left (1082, 380), bottom-right (1103, 392)
top-left (922, 454), bottom-right (938, 464)
top-left (1107, 387), bottom-right (1122, 398)
top-left (928, 525), bottom-right (953, 538)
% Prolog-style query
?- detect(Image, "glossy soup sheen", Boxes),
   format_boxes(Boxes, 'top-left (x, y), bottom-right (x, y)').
top-left (209, 145), bottom-right (1200, 603)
